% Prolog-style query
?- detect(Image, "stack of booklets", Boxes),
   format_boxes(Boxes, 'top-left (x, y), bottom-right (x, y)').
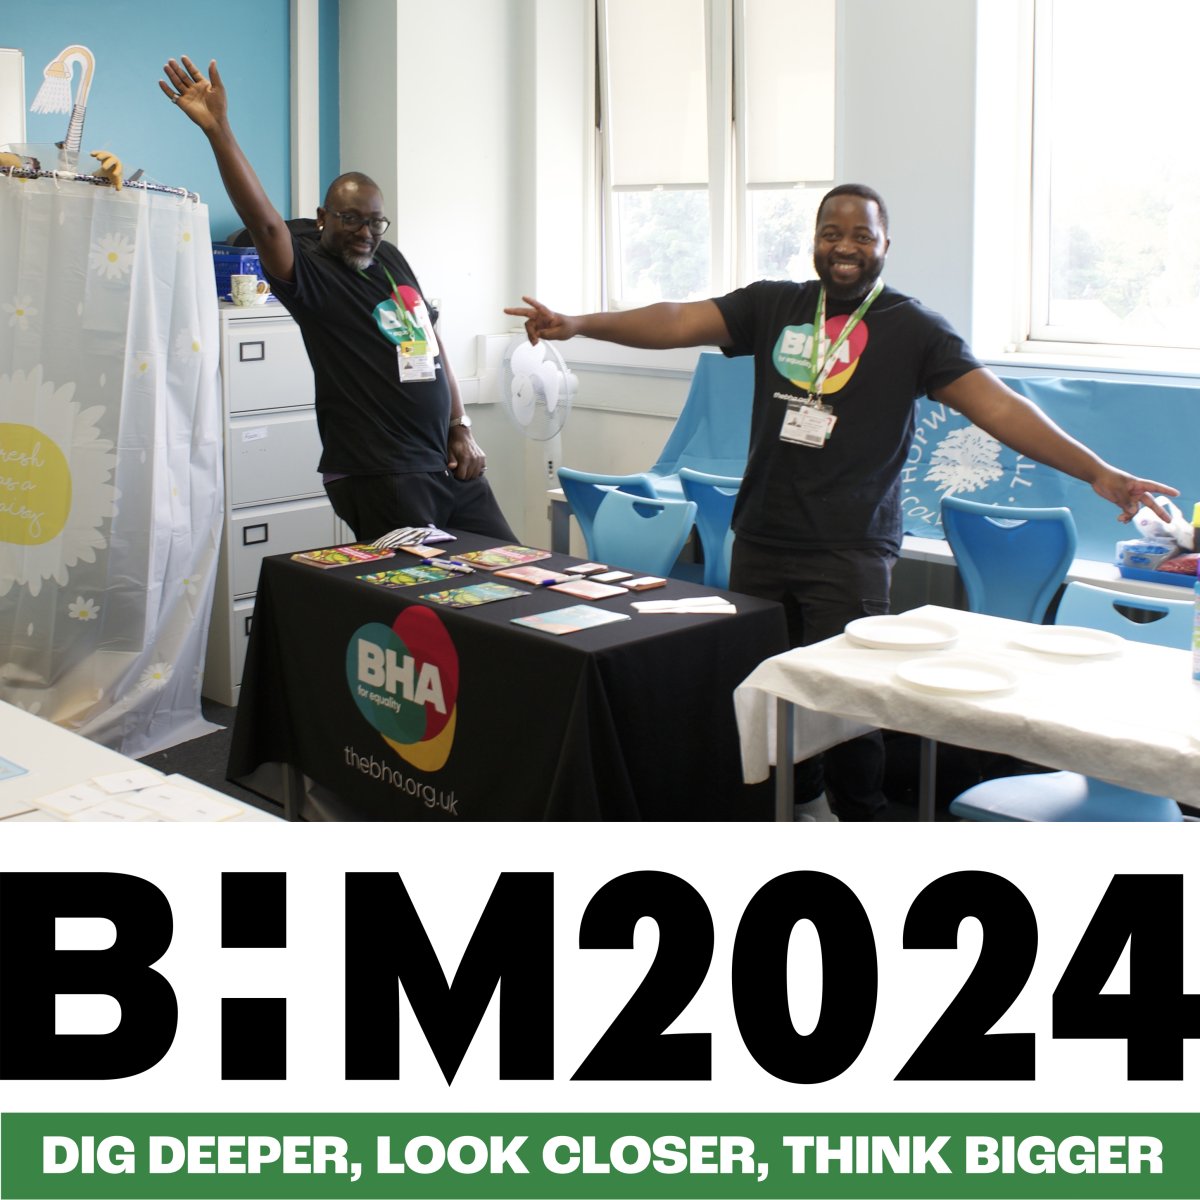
top-left (419, 582), bottom-right (530, 608)
top-left (291, 544), bottom-right (395, 569)
top-left (357, 564), bottom-right (460, 588)
top-left (511, 605), bottom-right (632, 635)
top-left (455, 545), bottom-right (553, 570)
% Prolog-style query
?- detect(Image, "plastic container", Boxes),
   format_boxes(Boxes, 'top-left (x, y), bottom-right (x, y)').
top-left (1118, 564), bottom-right (1197, 588)
top-left (1194, 579), bottom-right (1200, 682)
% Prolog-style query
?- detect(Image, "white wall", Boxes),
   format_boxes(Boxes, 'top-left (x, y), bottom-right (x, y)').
top-left (837, 0), bottom-right (979, 333)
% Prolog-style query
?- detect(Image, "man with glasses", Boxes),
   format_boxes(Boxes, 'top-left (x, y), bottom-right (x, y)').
top-left (161, 55), bottom-right (515, 542)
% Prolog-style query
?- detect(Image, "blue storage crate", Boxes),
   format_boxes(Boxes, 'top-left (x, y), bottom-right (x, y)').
top-left (212, 244), bottom-right (262, 300)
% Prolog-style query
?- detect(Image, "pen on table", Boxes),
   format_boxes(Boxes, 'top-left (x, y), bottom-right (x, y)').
top-left (423, 557), bottom-right (475, 573)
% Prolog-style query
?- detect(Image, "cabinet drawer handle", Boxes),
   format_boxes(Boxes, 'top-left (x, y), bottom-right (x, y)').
top-left (238, 341), bottom-right (265, 362)
top-left (244, 614), bottom-right (254, 638)
top-left (243, 523), bottom-right (269, 546)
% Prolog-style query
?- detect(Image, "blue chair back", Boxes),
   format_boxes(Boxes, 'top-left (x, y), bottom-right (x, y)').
top-left (557, 467), bottom-right (659, 560)
top-left (646, 352), bottom-right (754, 499)
top-left (941, 495), bottom-right (1077, 623)
top-left (679, 468), bottom-right (741, 589)
top-left (590, 490), bottom-right (698, 577)
top-left (1055, 581), bottom-right (1193, 649)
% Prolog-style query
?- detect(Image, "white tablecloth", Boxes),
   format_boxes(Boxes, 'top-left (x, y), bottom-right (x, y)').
top-left (735, 604), bottom-right (1200, 804)
top-left (0, 700), bottom-right (278, 822)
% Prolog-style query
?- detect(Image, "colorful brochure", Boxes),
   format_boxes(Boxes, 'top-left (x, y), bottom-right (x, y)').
top-left (419, 582), bottom-right (530, 608)
top-left (548, 578), bottom-right (629, 600)
top-left (455, 545), bottom-right (553, 570)
top-left (291, 544), bottom-right (395, 568)
top-left (511, 605), bottom-right (633, 636)
top-left (357, 564), bottom-right (458, 588)
top-left (493, 565), bottom-right (574, 586)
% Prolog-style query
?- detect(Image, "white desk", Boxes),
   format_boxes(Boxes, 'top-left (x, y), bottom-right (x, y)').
top-left (0, 701), bottom-right (279, 822)
top-left (735, 604), bottom-right (1200, 822)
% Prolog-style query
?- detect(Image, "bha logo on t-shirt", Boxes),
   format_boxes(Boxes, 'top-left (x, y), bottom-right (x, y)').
top-left (373, 277), bottom-right (437, 355)
top-left (772, 314), bottom-right (870, 395)
top-left (345, 606), bottom-right (460, 771)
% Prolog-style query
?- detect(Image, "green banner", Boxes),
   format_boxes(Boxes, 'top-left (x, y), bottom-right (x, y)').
top-left (1, 1113), bottom-right (1192, 1199)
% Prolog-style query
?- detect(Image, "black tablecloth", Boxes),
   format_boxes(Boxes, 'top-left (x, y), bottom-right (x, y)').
top-left (228, 532), bottom-right (787, 820)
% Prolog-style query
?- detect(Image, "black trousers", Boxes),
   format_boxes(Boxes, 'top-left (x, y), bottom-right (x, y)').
top-left (730, 538), bottom-right (896, 819)
top-left (325, 470), bottom-right (516, 543)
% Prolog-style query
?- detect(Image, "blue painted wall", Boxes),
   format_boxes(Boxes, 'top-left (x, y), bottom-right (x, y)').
top-left (319, 0), bottom-right (340, 194)
top-left (4, 0), bottom-right (303, 240)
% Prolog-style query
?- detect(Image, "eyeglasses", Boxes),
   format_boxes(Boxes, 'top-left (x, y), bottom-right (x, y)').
top-left (329, 211), bottom-right (391, 235)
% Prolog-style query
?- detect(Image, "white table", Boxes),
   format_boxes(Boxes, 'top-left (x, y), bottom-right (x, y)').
top-left (0, 701), bottom-right (279, 822)
top-left (735, 604), bottom-right (1200, 821)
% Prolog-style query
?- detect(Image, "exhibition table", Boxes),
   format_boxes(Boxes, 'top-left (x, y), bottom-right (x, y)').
top-left (734, 604), bottom-right (1200, 821)
top-left (228, 533), bottom-right (788, 820)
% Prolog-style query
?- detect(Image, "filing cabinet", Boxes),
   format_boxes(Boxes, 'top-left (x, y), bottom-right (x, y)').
top-left (203, 305), bottom-right (347, 705)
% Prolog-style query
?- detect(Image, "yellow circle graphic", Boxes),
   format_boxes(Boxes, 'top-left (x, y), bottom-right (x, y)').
top-left (0, 422), bottom-right (72, 545)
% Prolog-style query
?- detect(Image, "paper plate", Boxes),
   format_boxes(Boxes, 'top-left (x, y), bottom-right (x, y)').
top-left (1012, 625), bottom-right (1124, 658)
top-left (895, 654), bottom-right (1019, 697)
top-left (845, 613), bottom-right (959, 651)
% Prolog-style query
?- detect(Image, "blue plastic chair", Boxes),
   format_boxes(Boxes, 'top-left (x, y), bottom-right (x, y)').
top-left (941, 495), bottom-right (1077, 623)
top-left (678, 468), bottom-right (741, 589)
top-left (589, 490), bottom-right (698, 578)
top-left (645, 352), bottom-right (754, 501)
top-left (950, 582), bottom-right (1189, 822)
top-left (557, 467), bottom-right (659, 560)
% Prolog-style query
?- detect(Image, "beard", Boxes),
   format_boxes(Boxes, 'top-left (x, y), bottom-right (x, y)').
top-left (341, 246), bottom-right (376, 271)
top-left (817, 256), bottom-right (885, 302)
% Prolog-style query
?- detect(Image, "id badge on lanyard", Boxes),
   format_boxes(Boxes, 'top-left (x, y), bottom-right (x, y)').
top-left (778, 277), bottom-right (882, 447)
top-left (397, 341), bottom-right (437, 383)
top-left (779, 398), bottom-right (836, 446)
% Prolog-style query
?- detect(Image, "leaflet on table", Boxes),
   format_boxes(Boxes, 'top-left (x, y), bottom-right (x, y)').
top-left (290, 544), bottom-right (396, 568)
top-left (419, 582), bottom-right (530, 608)
top-left (492, 565), bottom-right (574, 586)
top-left (356, 564), bottom-right (459, 588)
top-left (623, 575), bottom-right (667, 591)
top-left (563, 561), bottom-right (607, 574)
top-left (511, 604), bottom-right (633, 635)
top-left (0, 755), bottom-right (28, 782)
top-left (590, 570), bottom-right (635, 583)
top-left (454, 545), bottom-right (553, 570)
top-left (548, 578), bottom-right (629, 600)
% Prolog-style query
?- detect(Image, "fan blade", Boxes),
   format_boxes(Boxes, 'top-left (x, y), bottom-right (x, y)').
top-left (537, 361), bottom-right (561, 414)
top-left (511, 377), bottom-right (537, 426)
top-left (509, 338), bottom-right (544, 376)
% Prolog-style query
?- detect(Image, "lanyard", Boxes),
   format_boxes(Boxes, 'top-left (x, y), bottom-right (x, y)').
top-left (810, 276), bottom-right (884, 396)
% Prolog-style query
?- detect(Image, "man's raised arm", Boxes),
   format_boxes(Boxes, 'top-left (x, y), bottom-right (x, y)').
top-left (160, 56), bottom-right (294, 282)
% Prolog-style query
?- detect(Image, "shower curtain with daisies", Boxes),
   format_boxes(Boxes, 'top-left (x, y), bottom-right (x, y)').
top-left (0, 172), bottom-right (223, 757)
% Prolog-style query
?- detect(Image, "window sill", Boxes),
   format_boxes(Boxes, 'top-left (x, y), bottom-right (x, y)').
top-left (984, 342), bottom-right (1200, 383)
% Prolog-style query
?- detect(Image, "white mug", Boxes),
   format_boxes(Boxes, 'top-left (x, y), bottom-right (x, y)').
top-left (231, 274), bottom-right (270, 306)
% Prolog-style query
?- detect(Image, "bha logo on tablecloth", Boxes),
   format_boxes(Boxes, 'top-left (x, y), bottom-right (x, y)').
top-left (345, 607), bottom-right (460, 771)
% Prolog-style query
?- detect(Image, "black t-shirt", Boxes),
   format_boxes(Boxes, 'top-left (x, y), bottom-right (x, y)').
top-left (264, 232), bottom-right (451, 475)
top-left (713, 280), bottom-right (982, 552)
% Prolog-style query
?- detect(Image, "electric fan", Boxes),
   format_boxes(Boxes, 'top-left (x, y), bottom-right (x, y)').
top-left (501, 335), bottom-right (577, 441)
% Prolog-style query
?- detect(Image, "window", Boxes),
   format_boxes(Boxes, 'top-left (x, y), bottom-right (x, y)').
top-left (598, 0), bottom-right (836, 307)
top-left (1029, 0), bottom-right (1200, 351)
